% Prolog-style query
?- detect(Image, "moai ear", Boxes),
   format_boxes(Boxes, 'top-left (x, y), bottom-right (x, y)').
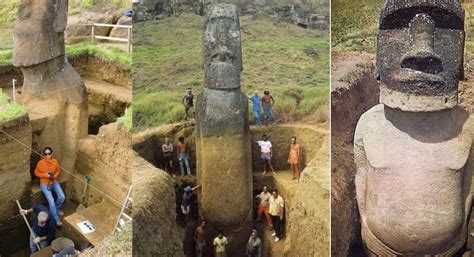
top-left (52, 0), bottom-right (68, 33)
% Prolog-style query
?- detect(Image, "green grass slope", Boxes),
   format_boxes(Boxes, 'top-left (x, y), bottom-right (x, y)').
top-left (133, 14), bottom-right (329, 129)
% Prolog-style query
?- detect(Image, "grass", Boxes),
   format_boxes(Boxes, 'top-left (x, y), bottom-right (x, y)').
top-left (133, 14), bottom-right (329, 129)
top-left (67, 42), bottom-right (131, 67)
top-left (0, 42), bottom-right (130, 68)
top-left (331, 0), bottom-right (384, 53)
top-left (117, 107), bottom-right (132, 132)
top-left (0, 90), bottom-right (27, 123)
top-left (332, 1), bottom-right (474, 55)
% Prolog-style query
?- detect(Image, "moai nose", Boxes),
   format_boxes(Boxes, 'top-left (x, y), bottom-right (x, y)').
top-left (401, 13), bottom-right (443, 74)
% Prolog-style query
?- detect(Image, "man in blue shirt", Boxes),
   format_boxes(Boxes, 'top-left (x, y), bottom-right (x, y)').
top-left (20, 204), bottom-right (56, 253)
top-left (249, 91), bottom-right (261, 125)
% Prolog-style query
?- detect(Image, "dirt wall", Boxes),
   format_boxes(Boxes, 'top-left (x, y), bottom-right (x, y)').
top-left (250, 125), bottom-right (324, 172)
top-left (0, 65), bottom-right (23, 91)
top-left (286, 133), bottom-right (329, 256)
top-left (70, 55), bottom-right (131, 89)
top-left (0, 115), bottom-right (32, 255)
top-left (330, 53), bottom-right (379, 257)
top-left (133, 123), bottom-right (325, 174)
top-left (133, 154), bottom-right (183, 257)
top-left (72, 122), bottom-right (131, 208)
top-left (132, 122), bottom-right (197, 173)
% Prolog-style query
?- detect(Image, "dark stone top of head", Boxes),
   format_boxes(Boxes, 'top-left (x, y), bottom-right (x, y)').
top-left (206, 3), bottom-right (239, 20)
top-left (380, 0), bottom-right (464, 30)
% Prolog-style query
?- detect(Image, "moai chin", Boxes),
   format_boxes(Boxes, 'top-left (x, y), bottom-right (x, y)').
top-left (355, 0), bottom-right (473, 256)
top-left (13, 0), bottom-right (88, 175)
top-left (196, 3), bottom-right (253, 253)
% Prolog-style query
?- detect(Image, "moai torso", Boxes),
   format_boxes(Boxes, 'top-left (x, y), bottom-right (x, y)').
top-left (355, 105), bottom-right (473, 255)
top-left (354, 1), bottom-right (473, 256)
top-left (13, 0), bottom-right (88, 173)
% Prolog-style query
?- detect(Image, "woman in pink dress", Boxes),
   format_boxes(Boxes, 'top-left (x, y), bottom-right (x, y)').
top-left (288, 136), bottom-right (301, 182)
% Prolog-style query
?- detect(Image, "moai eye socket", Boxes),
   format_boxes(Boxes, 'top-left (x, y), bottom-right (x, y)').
top-left (380, 7), bottom-right (464, 30)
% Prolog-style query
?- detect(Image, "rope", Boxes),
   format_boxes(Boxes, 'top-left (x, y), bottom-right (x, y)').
top-left (0, 129), bottom-right (131, 211)
top-left (2, 65), bottom-right (131, 211)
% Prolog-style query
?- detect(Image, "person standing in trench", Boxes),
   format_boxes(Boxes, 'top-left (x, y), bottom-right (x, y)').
top-left (177, 136), bottom-right (192, 176)
top-left (288, 136), bottom-right (301, 182)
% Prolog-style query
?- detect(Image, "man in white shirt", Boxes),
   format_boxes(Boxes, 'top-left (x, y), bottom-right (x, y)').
top-left (269, 189), bottom-right (284, 242)
top-left (213, 230), bottom-right (228, 257)
top-left (161, 138), bottom-right (174, 173)
top-left (257, 135), bottom-right (276, 175)
top-left (256, 186), bottom-right (273, 230)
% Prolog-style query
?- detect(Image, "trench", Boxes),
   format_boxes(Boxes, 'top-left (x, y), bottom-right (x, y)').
top-left (133, 122), bottom-right (327, 257)
top-left (330, 53), bottom-right (379, 257)
top-left (0, 54), bottom-right (131, 256)
top-left (0, 54), bottom-right (131, 135)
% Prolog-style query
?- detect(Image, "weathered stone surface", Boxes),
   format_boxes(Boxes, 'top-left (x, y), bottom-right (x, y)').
top-left (195, 4), bottom-right (253, 255)
top-left (13, 0), bottom-right (67, 67)
top-left (376, 0), bottom-right (465, 112)
top-left (13, 0), bottom-right (88, 178)
top-left (355, 1), bottom-right (473, 256)
top-left (355, 105), bottom-right (472, 256)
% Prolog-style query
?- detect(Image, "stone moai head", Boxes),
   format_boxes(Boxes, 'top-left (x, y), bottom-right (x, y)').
top-left (376, 0), bottom-right (465, 112)
top-left (13, 0), bottom-right (68, 67)
top-left (203, 4), bottom-right (242, 90)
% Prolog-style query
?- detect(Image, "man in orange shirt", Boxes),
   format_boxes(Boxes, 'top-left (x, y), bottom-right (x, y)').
top-left (35, 147), bottom-right (65, 226)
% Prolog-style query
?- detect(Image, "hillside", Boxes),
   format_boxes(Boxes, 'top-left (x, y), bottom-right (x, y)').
top-left (133, 14), bottom-right (329, 129)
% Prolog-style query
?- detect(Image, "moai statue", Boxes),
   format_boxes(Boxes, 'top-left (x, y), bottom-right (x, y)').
top-left (13, 0), bottom-right (88, 176)
top-left (354, 0), bottom-right (473, 256)
top-left (196, 3), bottom-right (253, 253)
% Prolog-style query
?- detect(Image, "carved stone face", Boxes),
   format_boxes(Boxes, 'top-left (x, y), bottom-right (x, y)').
top-left (203, 4), bottom-right (242, 90)
top-left (13, 0), bottom-right (67, 67)
top-left (376, 0), bottom-right (464, 111)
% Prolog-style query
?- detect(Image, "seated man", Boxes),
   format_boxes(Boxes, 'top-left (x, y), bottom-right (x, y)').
top-left (21, 204), bottom-right (56, 253)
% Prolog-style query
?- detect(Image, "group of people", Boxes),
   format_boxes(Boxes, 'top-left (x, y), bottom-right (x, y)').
top-left (161, 136), bottom-right (193, 176)
top-left (181, 87), bottom-right (277, 126)
top-left (255, 186), bottom-right (285, 242)
top-left (248, 88), bottom-right (276, 126)
top-left (22, 146), bottom-right (66, 253)
top-left (257, 135), bottom-right (302, 181)
top-left (189, 219), bottom-right (264, 257)
top-left (182, 185), bottom-right (285, 257)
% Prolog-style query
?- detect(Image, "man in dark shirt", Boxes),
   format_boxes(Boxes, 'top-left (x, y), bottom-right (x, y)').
top-left (20, 204), bottom-right (56, 253)
top-left (183, 88), bottom-right (195, 120)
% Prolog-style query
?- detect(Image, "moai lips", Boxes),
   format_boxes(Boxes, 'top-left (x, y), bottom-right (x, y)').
top-left (355, 0), bottom-right (473, 256)
top-left (376, 0), bottom-right (465, 111)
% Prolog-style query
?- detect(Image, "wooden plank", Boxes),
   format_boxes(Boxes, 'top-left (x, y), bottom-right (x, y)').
top-left (93, 23), bottom-right (132, 29)
top-left (94, 35), bottom-right (129, 42)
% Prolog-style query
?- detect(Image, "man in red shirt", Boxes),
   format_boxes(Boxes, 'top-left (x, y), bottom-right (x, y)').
top-left (34, 147), bottom-right (65, 226)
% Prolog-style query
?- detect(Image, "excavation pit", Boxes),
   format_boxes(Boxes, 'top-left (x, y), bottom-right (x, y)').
top-left (133, 122), bottom-right (329, 256)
